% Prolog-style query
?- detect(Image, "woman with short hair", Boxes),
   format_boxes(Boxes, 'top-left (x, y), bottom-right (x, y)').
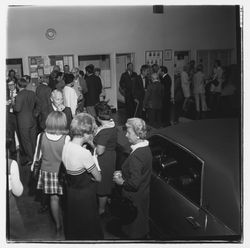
top-left (113, 118), bottom-right (152, 239)
top-left (94, 101), bottom-right (117, 215)
top-left (62, 113), bottom-right (103, 240)
top-left (31, 111), bottom-right (70, 236)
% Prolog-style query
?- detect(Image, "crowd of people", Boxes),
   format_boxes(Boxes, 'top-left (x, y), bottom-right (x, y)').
top-left (119, 62), bottom-right (172, 128)
top-left (6, 64), bottom-right (154, 240)
top-left (6, 57), bottom-right (238, 241)
top-left (119, 59), bottom-right (237, 126)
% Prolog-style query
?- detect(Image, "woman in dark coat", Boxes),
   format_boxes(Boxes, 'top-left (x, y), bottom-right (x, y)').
top-left (113, 118), bottom-right (152, 239)
top-left (94, 101), bottom-right (117, 215)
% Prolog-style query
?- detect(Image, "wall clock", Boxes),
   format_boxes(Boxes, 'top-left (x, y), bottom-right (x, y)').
top-left (45, 28), bottom-right (56, 40)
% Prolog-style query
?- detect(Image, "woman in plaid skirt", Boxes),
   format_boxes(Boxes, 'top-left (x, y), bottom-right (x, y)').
top-left (31, 111), bottom-right (70, 236)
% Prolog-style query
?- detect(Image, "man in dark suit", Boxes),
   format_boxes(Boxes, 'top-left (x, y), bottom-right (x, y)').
top-left (48, 89), bottom-right (73, 130)
top-left (36, 76), bottom-right (52, 132)
top-left (48, 65), bottom-right (60, 90)
top-left (119, 63), bottom-right (137, 118)
top-left (14, 78), bottom-right (37, 165)
top-left (143, 73), bottom-right (164, 128)
top-left (63, 64), bottom-right (74, 85)
top-left (85, 64), bottom-right (102, 117)
top-left (6, 80), bottom-right (18, 159)
top-left (159, 66), bottom-right (172, 126)
top-left (132, 65), bottom-right (149, 119)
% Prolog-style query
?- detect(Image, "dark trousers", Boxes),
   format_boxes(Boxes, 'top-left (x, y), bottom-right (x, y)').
top-left (209, 92), bottom-right (221, 117)
top-left (17, 123), bottom-right (37, 162)
top-left (147, 108), bottom-right (162, 128)
top-left (6, 112), bottom-right (17, 159)
top-left (162, 100), bottom-right (171, 126)
top-left (125, 95), bottom-right (135, 118)
top-left (134, 100), bottom-right (145, 120)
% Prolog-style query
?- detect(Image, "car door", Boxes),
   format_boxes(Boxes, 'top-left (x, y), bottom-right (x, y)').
top-left (149, 135), bottom-right (236, 239)
top-left (149, 134), bottom-right (207, 239)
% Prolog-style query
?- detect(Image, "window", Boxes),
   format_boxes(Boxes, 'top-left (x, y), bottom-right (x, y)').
top-left (149, 135), bottom-right (203, 206)
top-left (196, 49), bottom-right (232, 78)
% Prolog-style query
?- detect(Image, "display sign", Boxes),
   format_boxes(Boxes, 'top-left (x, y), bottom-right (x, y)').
top-left (145, 50), bottom-right (163, 66)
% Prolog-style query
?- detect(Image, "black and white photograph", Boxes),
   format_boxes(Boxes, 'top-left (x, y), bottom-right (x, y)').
top-left (1, 1), bottom-right (247, 247)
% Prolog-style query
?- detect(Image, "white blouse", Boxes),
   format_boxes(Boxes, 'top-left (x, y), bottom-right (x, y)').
top-left (9, 160), bottom-right (23, 197)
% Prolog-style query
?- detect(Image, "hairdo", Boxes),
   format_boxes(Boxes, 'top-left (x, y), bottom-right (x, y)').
top-left (151, 73), bottom-right (159, 82)
top-left (140, 65), bottom-right (148, 73)
top-left (17, 78), bottom-right (28, 88)
top-left (79, 70), bottom-right (84, 77)
top-left (8, 69), bottom-right (16, 77)
top-left (72, 67), bottom-right (79, 73)
top-left (127, 62), bottom-right (133, 68)
top-left (51, 89), bottom-right (63, 100)
top-left (160, 66), bottom-right (168, 74)
top-left (55, 72), bottom-right (63, 79)
top-left (126, 118), bottom-right (147, 139)
top-left (95, 101), bottom-right (112, 120)
top-left (45, 111), bottom-right (68, 135)
top-left (70, 113), bottom-right (96, 138)
top-left (24, 75), bottom-right (31, 82)
top-left (53, 65), bottom-right (61, 71)
top-left (85, 64), bottom-right (94, 74)
top-left (64, 73), bottom-right (74, 84)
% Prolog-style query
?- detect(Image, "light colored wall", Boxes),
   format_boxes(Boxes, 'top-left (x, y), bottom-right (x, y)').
top-left (7, 5), bottom-right (237, 108)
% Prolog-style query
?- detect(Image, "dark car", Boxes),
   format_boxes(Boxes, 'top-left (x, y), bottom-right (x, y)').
top-left (148, 119), bottom-right (241, 241)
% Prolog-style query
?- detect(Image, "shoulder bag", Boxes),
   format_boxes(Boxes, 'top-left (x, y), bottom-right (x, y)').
top-left (33, 133), bottom-right (43, 180)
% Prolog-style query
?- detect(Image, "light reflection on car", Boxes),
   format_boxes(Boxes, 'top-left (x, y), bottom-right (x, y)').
top-left (148, 119), bottom-right (241, 241)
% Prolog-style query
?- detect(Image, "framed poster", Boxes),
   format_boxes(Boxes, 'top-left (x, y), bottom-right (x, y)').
top-left (145, 50), bottom-right (163, 66)
top-left (164, 49), bottom-right (172, 61)
top-left (28, 56), bottom-right (44, 78)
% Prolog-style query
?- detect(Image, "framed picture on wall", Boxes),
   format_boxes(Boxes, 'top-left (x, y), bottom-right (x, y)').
top-left (28, 56), bottom-right (44, 78)
top-left (164, 49), bottom-right (172, 61)
top-left (145, 50), bottom-right (163, 66)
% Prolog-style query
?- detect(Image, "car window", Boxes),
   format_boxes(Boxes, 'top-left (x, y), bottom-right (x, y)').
top-left (149, 135), bottom-right (203, 206)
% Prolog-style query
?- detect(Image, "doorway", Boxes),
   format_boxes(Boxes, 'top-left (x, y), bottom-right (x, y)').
top-left (6, 58), bottom-right (23, 79)
top-left (115, 53), bottom-right (135, 110)
top-left (173, 51), bottom-right (190, 76)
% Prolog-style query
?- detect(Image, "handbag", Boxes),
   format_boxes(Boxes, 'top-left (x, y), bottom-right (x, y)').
top-left (110, 187), bottom-right (138, 224)
top-left (32, 133), bottom-right (43, 180)
top-left (58, 161), bottom-right (68, 186)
